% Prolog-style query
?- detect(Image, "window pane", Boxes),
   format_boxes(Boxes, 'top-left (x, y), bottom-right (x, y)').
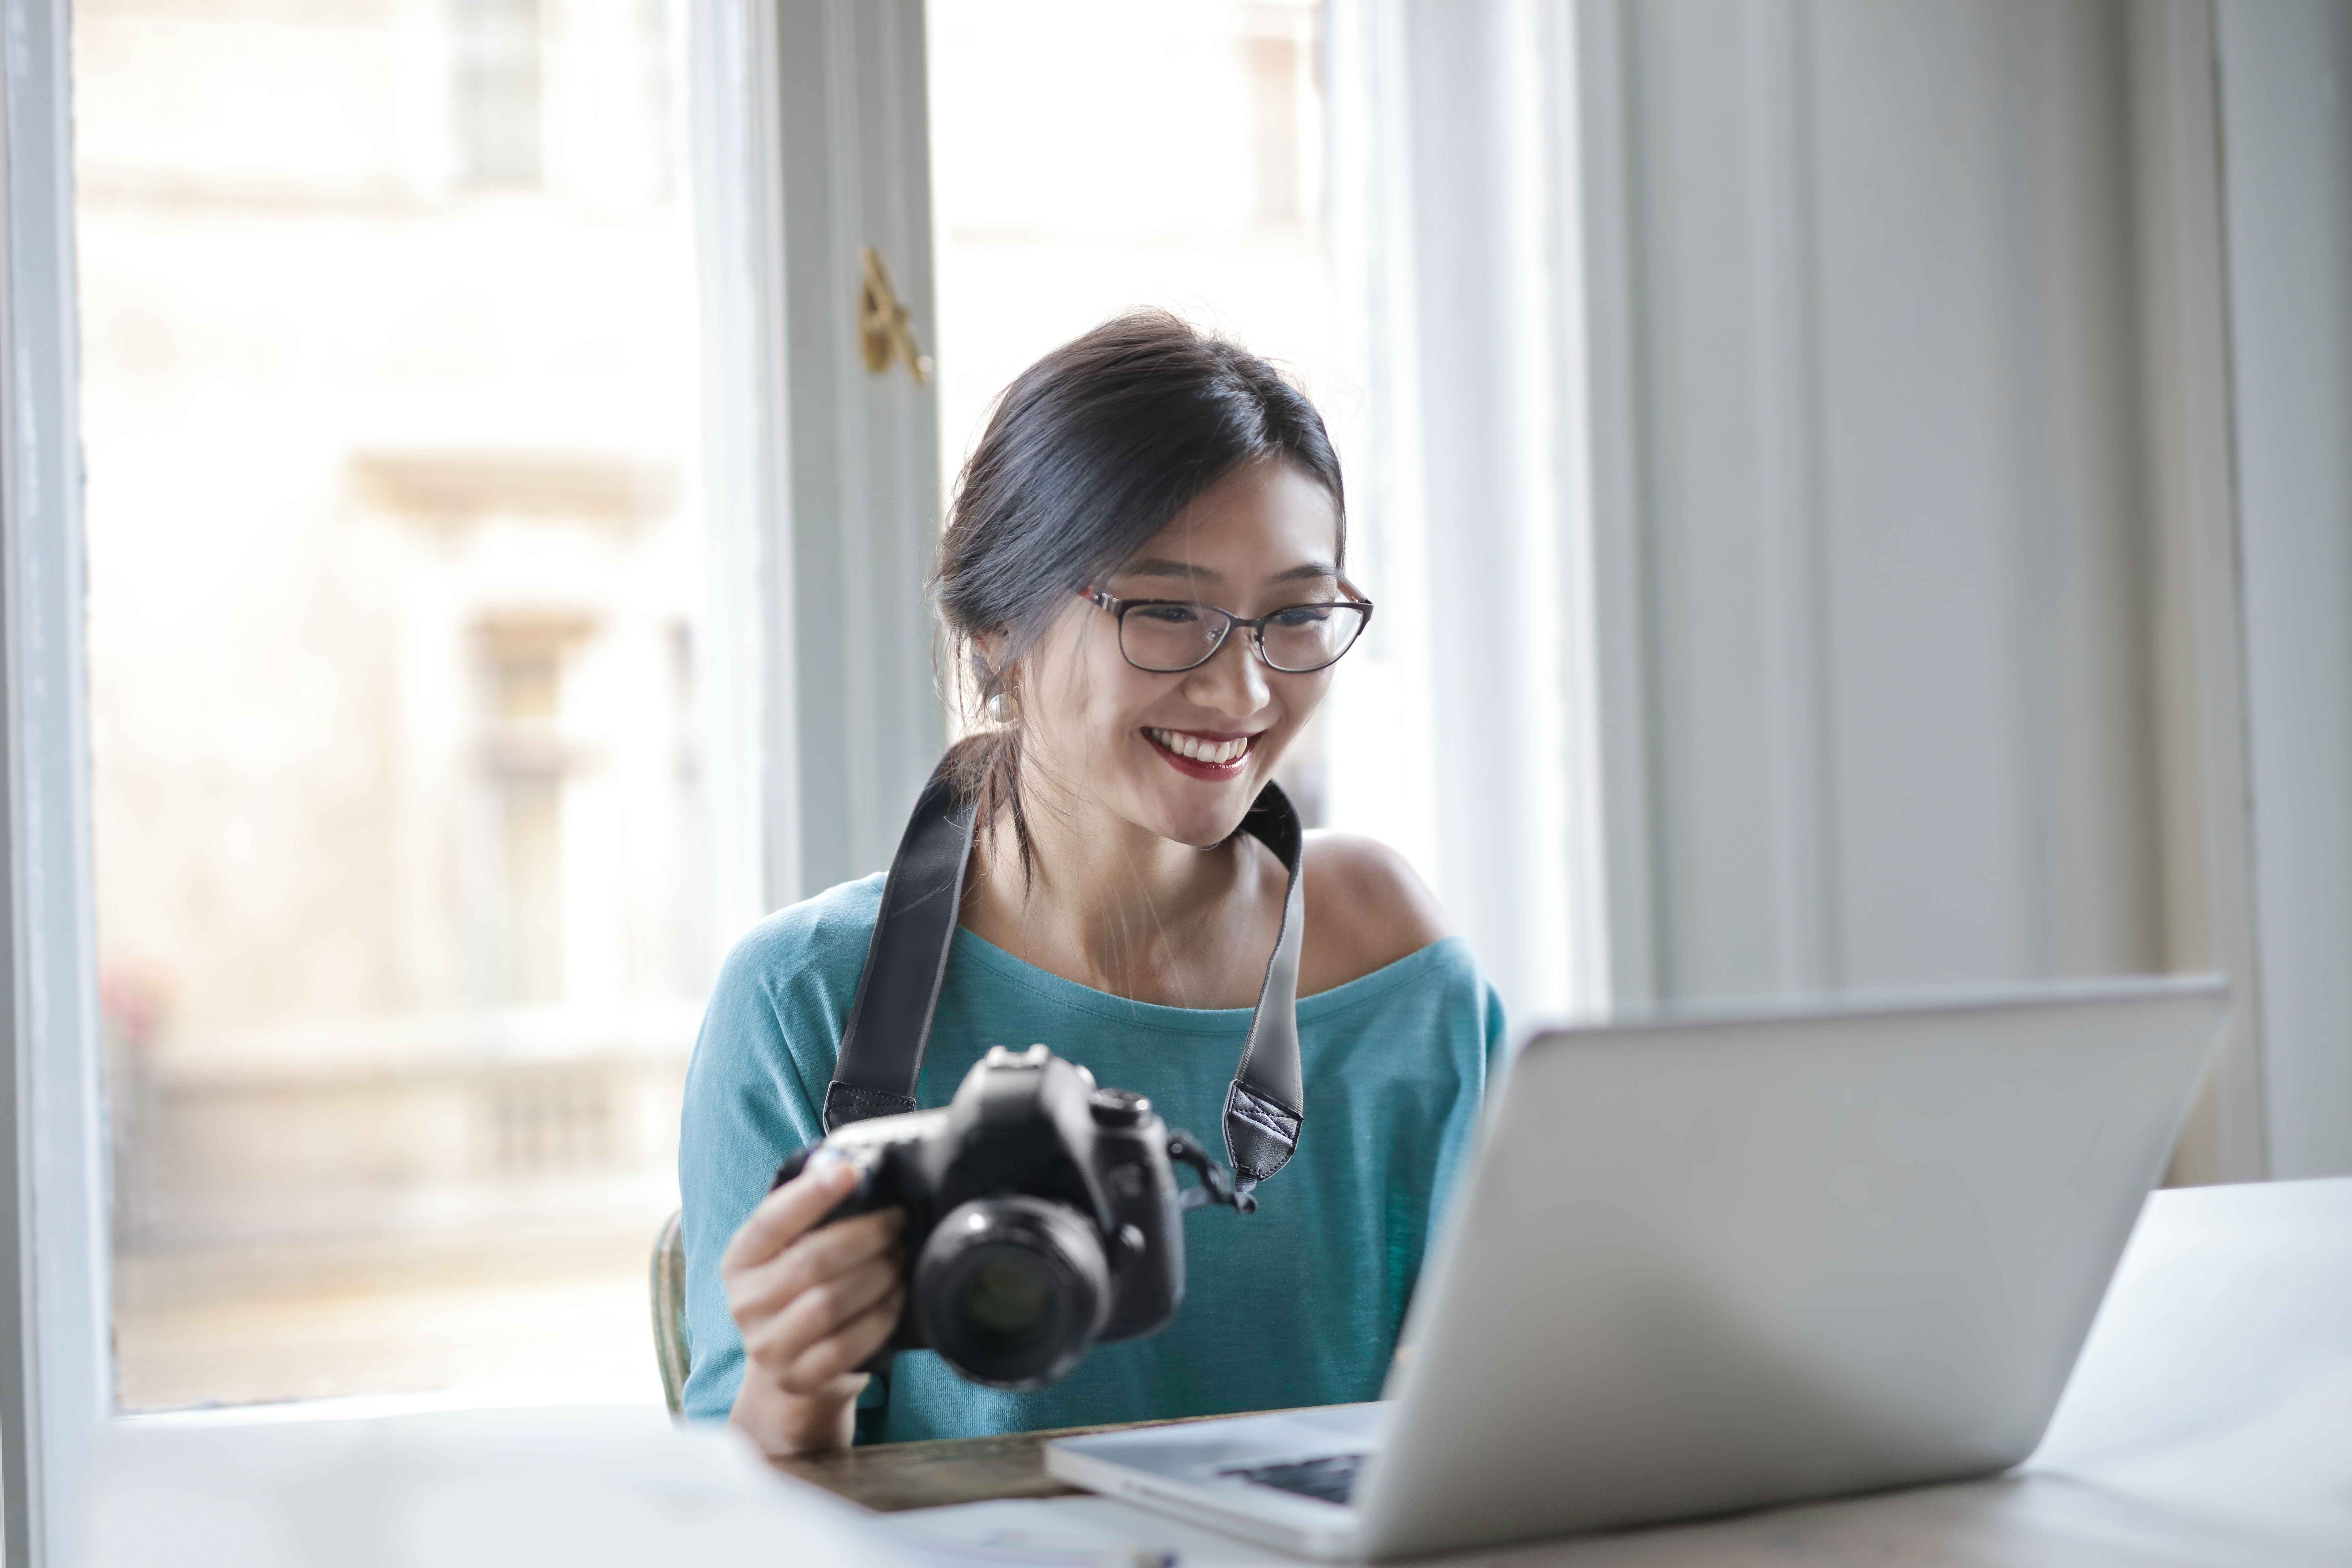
top-left (930, 0), bottom-right (1337, 483)
top-left (77, 0), bottom-right (717, 1408)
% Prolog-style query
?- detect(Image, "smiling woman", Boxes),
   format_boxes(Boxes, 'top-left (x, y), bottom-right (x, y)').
top-left (678, 313), bottom-right (1500, 1455)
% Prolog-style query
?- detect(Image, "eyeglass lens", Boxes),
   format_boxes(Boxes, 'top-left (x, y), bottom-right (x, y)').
top-left (1119, 602), bottom-right (1368, 674)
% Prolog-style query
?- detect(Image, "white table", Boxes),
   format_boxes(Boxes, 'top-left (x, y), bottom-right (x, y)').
top-left (85, 1178), bottom-right (2352, 1566)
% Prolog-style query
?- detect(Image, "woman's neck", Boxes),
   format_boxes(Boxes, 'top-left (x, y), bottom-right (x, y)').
top-left (966, 762), bottom-right (1258, 1005)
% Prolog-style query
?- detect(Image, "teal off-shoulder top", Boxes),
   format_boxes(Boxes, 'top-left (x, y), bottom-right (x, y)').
top-left (677, 872), bottom-right (1506, 1442)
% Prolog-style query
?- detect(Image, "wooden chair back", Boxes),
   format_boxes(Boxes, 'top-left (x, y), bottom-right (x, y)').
top-left (651, 1208), bottom-right (690, 1415)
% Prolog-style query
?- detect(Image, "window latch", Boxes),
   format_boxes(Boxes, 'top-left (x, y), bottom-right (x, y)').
top-left (858, 245), bottom-right (933, 384)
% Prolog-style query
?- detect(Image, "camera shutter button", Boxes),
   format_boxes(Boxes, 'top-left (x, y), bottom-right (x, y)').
top-left (1089, 1089), bottom-right (1150, 1127)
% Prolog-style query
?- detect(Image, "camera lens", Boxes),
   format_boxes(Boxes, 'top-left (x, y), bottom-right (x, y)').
top-left (960, 1255), bottom-right (1053, 1338)
top-left (913, 1196), bottom-right (1110, 1389)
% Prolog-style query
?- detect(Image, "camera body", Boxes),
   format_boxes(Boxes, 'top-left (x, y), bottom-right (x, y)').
top-left (774, 1045), bottom-right (1186, 1389)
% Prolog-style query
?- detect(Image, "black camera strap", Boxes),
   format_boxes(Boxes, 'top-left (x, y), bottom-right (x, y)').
top-left (822, 755), bottom-right (1306, 1194)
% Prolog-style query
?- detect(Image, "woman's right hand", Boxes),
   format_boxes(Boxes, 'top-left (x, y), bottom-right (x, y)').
top-left (722, 1159), bottom-right (907, 1456)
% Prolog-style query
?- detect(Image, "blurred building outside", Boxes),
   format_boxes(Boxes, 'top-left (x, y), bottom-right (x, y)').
top-left (81, 0), bottom-right (714, 1408)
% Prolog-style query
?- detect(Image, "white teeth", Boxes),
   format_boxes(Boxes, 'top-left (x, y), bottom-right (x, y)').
top-left (1148, 728), bottom-right (1249, 766)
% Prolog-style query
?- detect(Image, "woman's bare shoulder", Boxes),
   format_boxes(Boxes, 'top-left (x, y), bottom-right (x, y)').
top-left (1298, 831), bottom-right (1452, 995)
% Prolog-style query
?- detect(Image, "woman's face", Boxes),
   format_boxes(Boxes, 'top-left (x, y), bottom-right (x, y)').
top-left (1016, 458), bottom-right (1345, 851)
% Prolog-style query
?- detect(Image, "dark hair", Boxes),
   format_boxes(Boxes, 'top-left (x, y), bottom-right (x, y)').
top-left (932, 310), bottom-right (1346, 871)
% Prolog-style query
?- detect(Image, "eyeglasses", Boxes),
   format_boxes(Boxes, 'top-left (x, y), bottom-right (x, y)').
top-left (1083, 586), bottom-right (1375, 674)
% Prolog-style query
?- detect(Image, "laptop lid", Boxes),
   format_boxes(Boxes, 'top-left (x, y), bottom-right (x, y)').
top-left (1352, 975), bottom-right (2229, 1560)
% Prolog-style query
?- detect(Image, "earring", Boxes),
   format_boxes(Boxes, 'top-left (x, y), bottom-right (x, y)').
top-left (985, 689), bottom-right (1020, 725)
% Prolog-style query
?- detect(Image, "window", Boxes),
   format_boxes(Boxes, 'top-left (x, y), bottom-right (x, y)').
top-left (929, 0), bottom-right (1335, 490)
top-left (55, 0), bottom-right (1570, 1430)
top-left (929, 0), bottom-right (1383, 845)
top-left (452, 0), bottom-right (545, 187)
top-left (476, 616), bottom-right (588, 1006)
top-left (76, 0), bottom-right (723, 1409)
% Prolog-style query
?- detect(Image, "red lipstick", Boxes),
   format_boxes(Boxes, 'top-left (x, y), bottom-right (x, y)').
top-left (1143, 727), bottom-right (1254, 782)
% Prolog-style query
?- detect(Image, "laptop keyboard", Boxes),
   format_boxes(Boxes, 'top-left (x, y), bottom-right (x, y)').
top-left (1217, 1452), bottom-right (1366, 1507)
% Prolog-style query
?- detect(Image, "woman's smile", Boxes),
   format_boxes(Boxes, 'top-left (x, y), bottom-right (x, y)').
top-left (1143, 725), bottom-right (1257, 779)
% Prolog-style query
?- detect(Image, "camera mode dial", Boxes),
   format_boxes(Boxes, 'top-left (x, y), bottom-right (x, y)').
top-left (1088, 1088), bottom-right (1151, 1127)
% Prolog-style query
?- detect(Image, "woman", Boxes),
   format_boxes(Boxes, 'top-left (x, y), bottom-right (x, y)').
top-left (680, 311), bottom-right (1504, 1455)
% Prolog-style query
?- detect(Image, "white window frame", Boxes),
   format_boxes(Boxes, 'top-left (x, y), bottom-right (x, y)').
top-left (695, 0), bottom-right (946, 921)
top-left (2, 2), bottom-right (111, 1559)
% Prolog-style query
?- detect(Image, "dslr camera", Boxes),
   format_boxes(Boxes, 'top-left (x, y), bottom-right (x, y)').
top-left (774, 1045), bottom-right (1244, 1389)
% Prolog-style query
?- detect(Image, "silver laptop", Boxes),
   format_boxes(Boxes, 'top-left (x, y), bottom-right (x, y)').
top-left (1046, 975), bottom-right (2230, 1560)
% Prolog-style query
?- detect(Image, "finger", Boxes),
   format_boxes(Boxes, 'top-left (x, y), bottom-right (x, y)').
top-left (728, 1206), bottom-right (904, 1327)
top-left (769, 1253), bottom-right (902, 1350)
top-left (728, 1208), bottom-right (905, 1323)
top-left (785, 1287), bottom-right (906, 1392)
top-left (721, 1160), bottom-right (863, 1274)
top-left (743, 1265), bottom-right (901, 1389)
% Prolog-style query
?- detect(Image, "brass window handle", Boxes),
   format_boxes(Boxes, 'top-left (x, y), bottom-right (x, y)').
top-left (858, 245), bottom-right (933, 384)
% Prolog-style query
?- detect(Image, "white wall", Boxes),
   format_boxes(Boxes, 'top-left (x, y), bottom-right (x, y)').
top-left (1582, 0), bottom-right (2168, 1001)
top-left (2216, 0), bottom-right (2352, 1180)
top-left (1573, 0), bottom-right (2323, 1179)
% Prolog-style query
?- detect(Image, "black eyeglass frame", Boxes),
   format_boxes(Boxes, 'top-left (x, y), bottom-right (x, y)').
top-left (1082, 586), bottom-right (1377, 675)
